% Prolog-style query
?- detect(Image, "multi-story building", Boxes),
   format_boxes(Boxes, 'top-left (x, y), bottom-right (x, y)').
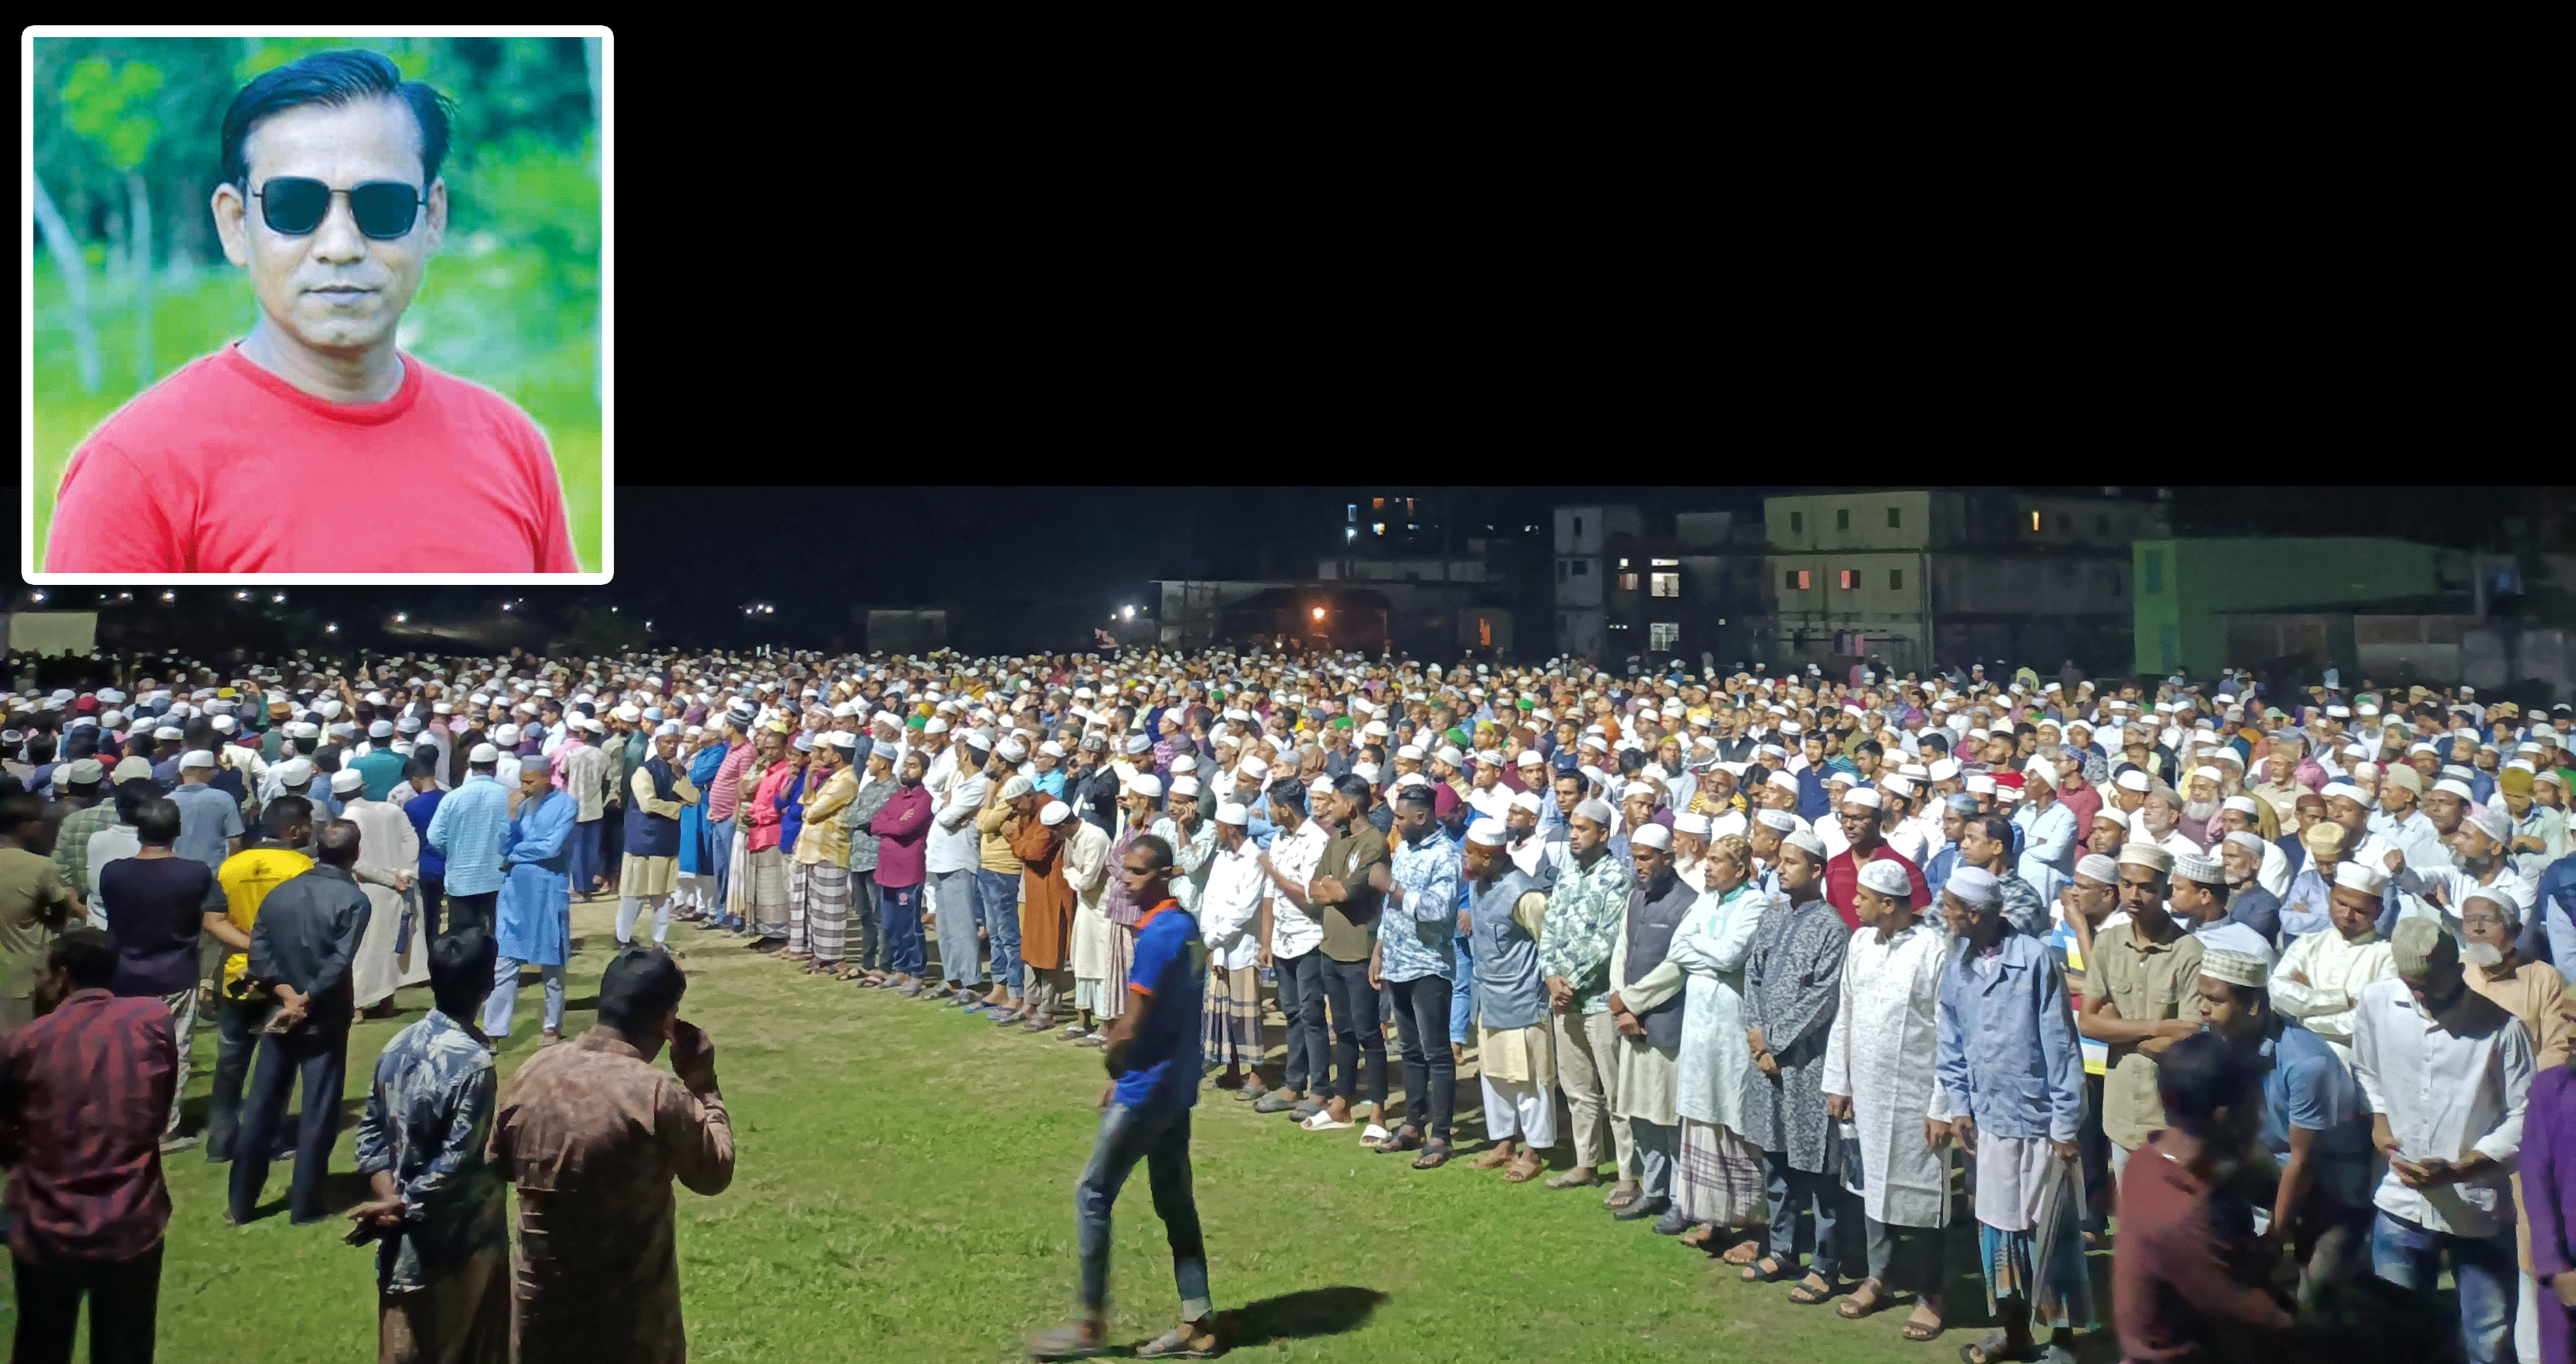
top-left (1552, 504), bottom-right (1643, 659)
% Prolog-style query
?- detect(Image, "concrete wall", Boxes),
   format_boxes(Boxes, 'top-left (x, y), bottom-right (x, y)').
top-left (1764, 491), bottom-right (1940, 552)
top-left (2134, 538), bottom-right (2469, 676)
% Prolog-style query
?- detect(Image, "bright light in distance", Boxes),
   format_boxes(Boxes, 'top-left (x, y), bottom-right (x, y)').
top-left (271, 594), bottom-right (286, 603)
top-left (236, 590), bottom-right (250, 600)
top-left (326, 624), bottom-right (339, 634)
top-left (159, 591), bottom-right (174, 602)
top-left (1311, 606), bottom-right (1326, 621)
top-left (395, 613), bottom-right (408, 624)
top-left (28, 591), bottom-right (43, 603)
top-left (1122, 605), bottom-right (1135, 620)
top-left (501, 604), bottom-right (512, 612)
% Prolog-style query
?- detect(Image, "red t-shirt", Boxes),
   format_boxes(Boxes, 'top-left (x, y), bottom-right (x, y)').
top-left (1823, 845), bottom-right (1930, 931)
top-left (46, 343), bottom-right (578, 574)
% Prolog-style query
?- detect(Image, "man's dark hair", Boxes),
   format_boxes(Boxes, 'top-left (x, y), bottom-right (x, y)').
top-left (1973, 812), bottom-right (2016, 849)
top-left (0, 793), bottom-right (49, 839)
top-left (1393, 785), bottom-right (1435, 815)
top-left (1553, 770), bottom-right (1583, 793)
top-left (263, 794), bottom-right (315, 839)
top-left (597, 945), bottom-right (689, 1032)
top-left (1266, 777), bottom-right (1306, 817)
top-left (313, 748), bottom-right (341, 776)
top-left (429, 927), bottom-right (498, 1018)
top-left (315, 818), bottom-right (361, 867)
top-left (2155, 1031), bottom-right (2257, 1132)
top-left (1617, 749), bottom-right (1646, 778)
top-left (221, 48), bottom-right (458, 194)
top-left (1332, 773), bottom-right (1374, 806)
top-left (113, 778), bottom-right (159, 826)
top-left (47, 926), bottom-right (118, 991)
top-left (1130, 833), bottom-right (1175, 871)
top-left (25, 735), bottom-right (55, 766)
top-left (135, 797), bottom-right (182, 847)
top-left (1854, 740), bottom-right (1883, 760)
top-left (405, 758), bottom-right (440, 784)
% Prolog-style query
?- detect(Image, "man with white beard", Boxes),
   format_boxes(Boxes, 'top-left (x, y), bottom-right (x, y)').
top-left (2129, 785), bottom-right (2201, 864)
top-left (2179, 766), bottom-right (2226, 852)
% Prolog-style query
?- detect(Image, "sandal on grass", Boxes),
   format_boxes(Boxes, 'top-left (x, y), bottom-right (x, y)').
top-left (1135, 1322), bottom-right (1221, 1358)
top-left (1786, 1272), bottom-right (1839, 1306)
top-left (1412, 1141), bottom-right (1453, 1169)
top-left (1504, 1156), bottom-right (1544, 1183)
top-left (1902, 1308), bottom-right (1945, 1342)
top-left (1026, 1323), bottom-right (1112, 1360)
top-left (1544, 1168), bottom-right (1602, 1190)
top-left (1835, 1280), bottom-right (1887, 1320)
top-left (1720, 1238), bottom-right (1765, 1266)
top-left (1959, 1329), bottom-right (2037, 1364)
top-left (1603, 1185), bottom-right (1642, 1211)
top-left (1740, 1254), bottom-right (1799, 1283)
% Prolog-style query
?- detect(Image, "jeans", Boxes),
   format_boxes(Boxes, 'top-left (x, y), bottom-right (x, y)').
top-left (1319, 957), bottom-right (1387, 1111)
top-left (158, 988), bottom-right (197, 1141)
top-left (570, 819), bottom-right (603, 894)
top-left (12, 1242), bottom-right (162, 1364)
top-left (446, 889), bottom-right (498, 940)
top-left (1076, 1103), bottom-right (1210, 1322)
top-left (228, 1023), bottom-right (350, 1223)
top-left (1447, 935), bottom-right (1474, 1046)
top-left (710, 819), bottom-right (737, 919)
top-left (484, 957), bottom-right (565, 1038)
top-left (204, 998), bottom-right (269, 1164)
top-left (1631, 1118), bottom-right (1676, 1202)
top-left (1274, 951), bottom-right (1326, 1093)
top-left (979, 867), bottom-right (1023, 999)
top-left (417, 873), bottom-right (445, 942)
top-left (931, 867), bottom-right (983, 986)
top-left (849, 869), bottom-right (883, 969)
top-left (881, 882), bottom-right (926, 977)
top-left (2371, 1210), bottom-right (2516, 1364)
top-left (1387, 975), bottom-right (1455, 1142)
top-left (1766, 1152), bottom-right (1857, 1281)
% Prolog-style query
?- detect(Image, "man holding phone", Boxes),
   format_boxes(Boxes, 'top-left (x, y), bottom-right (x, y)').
top-left (489, 945), bottom-right (734, 1364)
top-left (1029, 834), bottom-right (1220, 1361)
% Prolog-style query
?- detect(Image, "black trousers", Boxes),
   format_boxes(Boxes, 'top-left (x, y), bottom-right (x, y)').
top-left (11, 1242), bottom-right (162, 1364)
top-left (2080, 1071), bottom-right (2110, 1235)
top-left (202, 999), bottom-right (268, 1164)
top-left (416, 873), bottom-right (446, 942)
top-left (1273, 951), bottom-right (1327, 1094)
top-left (1388, 975), bottom-right (1455, 1142)
top-left (227, 1021), bottom-right (349, 1224)
top-left (445, 889), bottom-right (498, 940)
top-left (1318, 957), bottom-right (1387, 1111)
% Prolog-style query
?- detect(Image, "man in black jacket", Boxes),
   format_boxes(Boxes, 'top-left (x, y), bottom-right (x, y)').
top-left (228, 818), bottom-right (372, 1226)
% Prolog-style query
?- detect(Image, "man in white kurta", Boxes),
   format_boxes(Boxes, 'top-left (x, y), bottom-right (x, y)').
top-left (2267, 860), bottom-right (2399, 1070)
top-left (1062, 812), bottom-right (1114, 1040)
top-left (337, 770), bottom-right (425, 1010)
top-left (1822, 856), bottom-right (1956, 1326)
top-left (1660, 840), bottom-right (1769, 1252)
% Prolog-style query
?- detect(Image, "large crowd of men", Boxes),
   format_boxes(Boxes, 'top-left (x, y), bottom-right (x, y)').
top-left (6, 641), bottom-right (2576, 1362)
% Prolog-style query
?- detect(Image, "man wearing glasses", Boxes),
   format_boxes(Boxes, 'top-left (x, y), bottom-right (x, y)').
top-left (1030, 834), bottom-right (1222, 1361)
top-left (45, 49), bottom-right (578, 575)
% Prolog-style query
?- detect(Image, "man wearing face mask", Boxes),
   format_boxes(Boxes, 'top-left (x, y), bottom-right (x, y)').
top-left (2353, 917), bottom-right (2537, 1364)
top-left (47, 49), bottom-right (578, 575)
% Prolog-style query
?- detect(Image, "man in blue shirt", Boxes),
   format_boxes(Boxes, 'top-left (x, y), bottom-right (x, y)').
top-left (1030, 833), bottom-right (1215, 1362)
top-left (425, 745), bottom-right (510, 940)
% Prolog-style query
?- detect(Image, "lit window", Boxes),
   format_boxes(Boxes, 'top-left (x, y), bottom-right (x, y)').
top-left (1372, 497), bottom-right (1385, 512)
top-left (1347, 504), bottom-right (1357, 523)
top-left (2030, 510), bottom-right (2042, 531)
top-left (1889, 569), bottom-right (1904, 590)
top-left (1372, 523), bottom-right (1385, 536)
top-left (1406, 498), bottom-right (1416, 516)
top-left (1650, 622), bottom-right (1680, 650)
top-left (1650, 572), bottom-right (1679, 598)
top-left (1839, 568), bottom-right (1856, 590)
top-left (1650, 558), bottom-right (1679, 568)
top-left (1792, 570), bottom-right (1811, 590)
top-left (1888, 507), bottom-right (1901, 528)
top-left (1619, 558), bottom-right (1631, 569)
top-left (1479, 618), bottom-right (1492, 647)
top-left (1619, 572), bottom-right (1640, 591)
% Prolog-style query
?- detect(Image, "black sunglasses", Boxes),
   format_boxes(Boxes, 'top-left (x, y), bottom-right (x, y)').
top-left (252, 178), bottom-right (426, 239)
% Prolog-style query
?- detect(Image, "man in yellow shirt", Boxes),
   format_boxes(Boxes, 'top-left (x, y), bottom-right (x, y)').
top-left (202, 796), bottom-right (316, 1164)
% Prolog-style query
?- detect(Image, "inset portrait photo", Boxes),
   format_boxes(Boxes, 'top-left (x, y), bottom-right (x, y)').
top-left (23, 28), bottom-right (612, 582)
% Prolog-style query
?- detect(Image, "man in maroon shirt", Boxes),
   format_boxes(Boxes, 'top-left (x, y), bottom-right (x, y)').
top-left (2113, 1031), bottom-right (2295, 1362)
top-left (0, 927), bottom-right (175, 1364)
top-left (1822, 786), bottom-right (1928, 931)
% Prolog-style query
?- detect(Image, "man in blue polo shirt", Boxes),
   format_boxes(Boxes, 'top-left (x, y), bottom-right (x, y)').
top-left (1029, 832), bottom-right (1217, 1362)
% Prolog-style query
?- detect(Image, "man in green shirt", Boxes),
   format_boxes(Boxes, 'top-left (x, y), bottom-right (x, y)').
top-left (0, 794), bottom-right (84, 1030)
top-left (1302, 773), bottom-right (1391, 1139)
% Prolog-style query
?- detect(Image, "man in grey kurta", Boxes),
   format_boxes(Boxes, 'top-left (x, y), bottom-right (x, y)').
top-left (1462, 823), bottom-right (1552, 1182)
top-left (1605, 823), bottom-right (1698, 1227)
top-left (1739, 829), bottom-right (1859, 1302)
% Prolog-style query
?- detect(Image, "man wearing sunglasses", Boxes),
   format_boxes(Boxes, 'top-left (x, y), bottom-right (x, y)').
top-left (1029, 834), bottom-right (1222, 1361)
top-left (46, 49), bottom-right (579, 576)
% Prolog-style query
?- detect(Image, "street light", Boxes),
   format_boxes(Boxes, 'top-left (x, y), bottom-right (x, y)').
top-left (1311, 606), bottom-right (1327, 621)
top-left (326, 624), bottom-right (339, 635)
top-left (235, 590), bottom-right (249, 601)
top-left (159, 591), bottom-right (174, 602)
top-left (1122, 605), bottom-right (1136, 621)
top-left (394, 613), bottom-right (408, 624)
top-left (28, 591), bottom-right (43, 603)
top-left (271, 594), bottom-right (286, 604)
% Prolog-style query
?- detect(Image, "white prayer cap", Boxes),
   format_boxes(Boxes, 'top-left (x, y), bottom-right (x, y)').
top-left (2466, 804), bottom-right (2514, 845)
top-left (1467, 822), bottom-right (1510, 847)
top-left (1171, 755), bottom-right (1198, 774)
top-left (1039, 800), bottom-right (1072, 826)
top-left (2114, 770), bottom-right (2150, 793)
top-left (469, 743), bottom-right (500, 763)
top-left (1351, 763), bottom-right (1380, 784)
top-left (365, 719), bottom-right (392, 738)
top-left (998, 737), bottom-right (1028, 762)
top-left (1309, 776), bottom-right (1336, 799)
top-left (1880, 774), bottom-right (1915, 799)
top-left (1435, 746), bottom-right (1465, 767)
top-left (2074, 852), bottom-right (2120, 886)
top-left (822, 729), bottom-right (852, 748)
top-left (274, 758), bottom-right (314, 785)
top-left (2171, 851), bottom-right (2224, 886)
top-left (923, 718), bottom-right (949, 734)
top-left (1964, 774), bottom-right (1997, 795)
top-left (1169, 776), bottom-right (1201, 798)
top-left (2434, 778), bottom-right (2477, 801)
top-left (1510, 791), bottom-right (1544, 815)
top-left (613, 704), bottom-right (641, 722)
top-left (2222, 830), bottom-right (2267, 856)
top-left (1396, 744), bottom-right (1425, 761)
top-left (1766, 770), bottom-right (1801, 796)
top-left (1858, 858), bottom-right (1912, 898)
top-left (493, 724), bottom-right (522, 745)
top-left (1675, 811), bottom-right (1713, 837)
top-left (1239, 756), bottom-right (1269, 780)
top-left (1842, 786), bottom-right (1882, 810)
top-left (1573, 797), bottom-right (1616, 826)
top-left (2022, 759), bottom-right (2055, 785)
top-left (1214, 801), bottom-right (1250, 827)
top-left (1631, 823), bottom-right (1672, 852)
top-left (2464, 881), bottom-right (2525, 923)
top-left (2334, 860), bottom-right (2388, 895)
top-left (1927, 759), bottom-right (1960, 781)
top-left (1756, 808), bottom-right (1798, 833)
top-left (1127, 774), bottom-right (1163, 800)
top-left (2190, 765), bottom-right (2222, 785)
top-left (2222, 795), bottom-right (2260, 818)
top-left (2320, 782), bottom-right (2364, 804)
top-left (1783, 828), bottom-right (1827, 859)
top-left (330, 768), bottom-right (365, 794)
top-left (149, 725), bottom-right (183, 741)
top-left (211, 716), bottom-right (238, 733)
top-left (1363, 721), bottom-right (1391, 739)
top-left (179, 750), bottom-right (216, 770)
top-left (1516, 749), bottom-right (1546, 768)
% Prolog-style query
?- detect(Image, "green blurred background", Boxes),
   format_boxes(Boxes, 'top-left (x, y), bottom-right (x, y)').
top-left (29, 35), bottom-right (603, 572)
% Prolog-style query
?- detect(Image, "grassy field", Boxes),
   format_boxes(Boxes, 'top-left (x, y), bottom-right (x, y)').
top-left (3, 898), bottom-right (2129, 1363)
top-left (28, 253), bottom-right (602, 572)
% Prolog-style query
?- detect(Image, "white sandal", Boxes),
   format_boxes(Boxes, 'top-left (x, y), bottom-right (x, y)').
top-left (1300, 1110), bottom-right (1354, 1132)
top-left (1358, 1123), bottom-right (1391, 1145)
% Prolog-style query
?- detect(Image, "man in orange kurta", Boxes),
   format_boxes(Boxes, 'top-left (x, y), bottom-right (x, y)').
top-left (1010, 799), bottom-right (1079, 1032)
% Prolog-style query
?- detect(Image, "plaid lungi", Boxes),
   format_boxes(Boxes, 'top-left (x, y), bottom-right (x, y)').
top-left (747, 847), bottom-right (790, 935)
top-left (1977, 1146), bottom-right (2097, 1330)
top-left (796, 862), bottom-right (850, 963)
top-left (1676, 1118), bottom-right (1766, 1227)
top-left (1200, 963), bottom-right (1263, 1067)
top-left (1096, 924), bottom-right (1133, 1022)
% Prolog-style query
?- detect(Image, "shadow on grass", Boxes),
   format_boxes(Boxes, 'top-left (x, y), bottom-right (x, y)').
top-left (1211, 1286), bottom-right (1389, 1349)
top-left (240, 1169), bottom-right (375, 1226)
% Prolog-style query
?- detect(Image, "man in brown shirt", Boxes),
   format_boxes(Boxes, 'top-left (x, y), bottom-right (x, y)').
top-left (2079, 844), bottom-right (2204, 1180)
top-left (489, 945), bottom-right (733, 1363)
top-left (1305, 773), bottom-right (1391, 1136)
top-left (0, 797), bottom-right (81, 1033)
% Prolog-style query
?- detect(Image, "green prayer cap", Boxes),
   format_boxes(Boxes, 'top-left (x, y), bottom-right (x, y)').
top-left (906, 715), bottom-right (927, 730)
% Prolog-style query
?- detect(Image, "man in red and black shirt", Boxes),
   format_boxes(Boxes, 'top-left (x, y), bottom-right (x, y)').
top-left (0, 927), bottom-right (176, 1364)
top-left (1822, 786), bottom-right (1928, 931)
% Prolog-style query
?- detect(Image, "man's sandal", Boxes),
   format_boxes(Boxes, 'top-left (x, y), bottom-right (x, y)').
top-left (1134, 1322), bottom-right (1221, 1358)
top-left (1901, 1309), bottom-right (1945, 1342)
top-left (1740, 1254), bottom-right (1799, 1283)
top-left (1834, 1280), bottom-right (1888, 1319)
top-left (1544, 1169), bottom-right (1601, 1190)
top-left (1959, 1330), bottom-right (2037, 1364)
top-left (1412, 1141), bottom-right (1452, 1169)
top-left (1720, 1237), bottom-right (1765, 1266)
top-left (1785, 1273), bottom-right (1840, 1306)
top-left (1504, 1156), bottom-right (1544, 1183)
top-left (1025, 1324), bottom-right (1111, 1360)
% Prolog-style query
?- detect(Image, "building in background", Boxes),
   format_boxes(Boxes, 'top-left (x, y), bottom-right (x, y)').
top-left (2131, 537), bottom-right (2473, 676)
top-left (1553, 504), bottom-right (1644, 659)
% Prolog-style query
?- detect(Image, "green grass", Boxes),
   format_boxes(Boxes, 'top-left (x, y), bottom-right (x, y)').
top-left (2, 899), bottom-right (2120, 1362)
top-left (28, 254), bottom-right (601, 572)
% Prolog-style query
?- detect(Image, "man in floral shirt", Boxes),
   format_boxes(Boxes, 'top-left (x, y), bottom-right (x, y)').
top-left (1540, 797), bottom-right (1640, 1205)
